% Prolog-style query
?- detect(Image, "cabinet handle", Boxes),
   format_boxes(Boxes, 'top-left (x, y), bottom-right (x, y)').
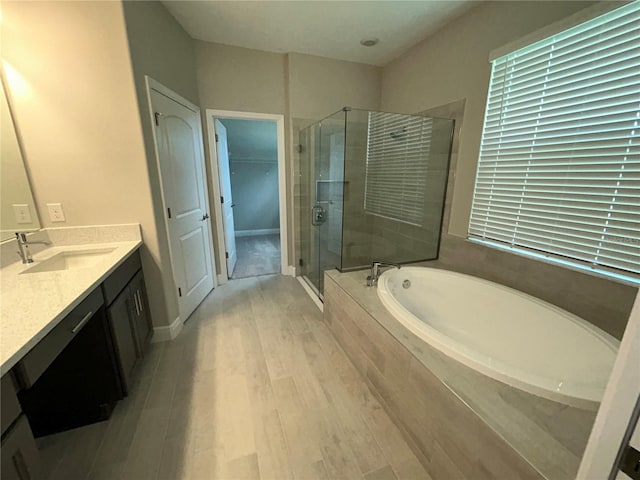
top-left (136, 290), bottom-right (144, 313)
top-left (133, 292), bottom-right (140, 316)
top-left (71, 311), bottom-right (93, 334)
top-left (12, 450), bottom-right (30, 480)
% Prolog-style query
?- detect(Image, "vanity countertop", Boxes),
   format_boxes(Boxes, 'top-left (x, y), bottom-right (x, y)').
top-left (0, 239), bottom-right (142, 376)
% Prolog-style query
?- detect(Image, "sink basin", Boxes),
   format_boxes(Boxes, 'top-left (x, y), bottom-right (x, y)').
top-left (21, 248), bottom-right (117, 274)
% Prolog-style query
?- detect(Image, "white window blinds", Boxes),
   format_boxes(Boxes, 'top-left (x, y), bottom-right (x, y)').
top-left (365, 112), bottom-right (433, 226)
top-left (469, 1), bottom-right (640, 278)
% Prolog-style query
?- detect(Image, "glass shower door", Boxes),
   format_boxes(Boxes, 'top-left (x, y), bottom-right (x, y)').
top-left (299, 123), bottom-right (321, 293)
top-left (299, 110), bottom-right (346, 297)
top-left (316, 112), bottom-right (345, 295)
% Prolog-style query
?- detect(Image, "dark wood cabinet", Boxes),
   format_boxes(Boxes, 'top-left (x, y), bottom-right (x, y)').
top-left (1, 375), bottom-right (40, 480)
top-left (0, 247), bottom-right (153, 473)
top-left (104, 252), bottom-right (153, 395)
top-left (107, 287), bottom-right (139, 395)
top-left (130, 271), bottom-right (152, 355)
top-left (1, 416), bottom-right (40, 480)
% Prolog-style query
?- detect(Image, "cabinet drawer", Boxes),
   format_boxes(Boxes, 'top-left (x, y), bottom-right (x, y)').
top-left (17, 288), bottom-right (104, 388)
top-left (1, 415), bottom-right (40, 480)
top-left (102, 251), bottom-right (141, 306)
top-left (1, 374), bottom-right (21, 435)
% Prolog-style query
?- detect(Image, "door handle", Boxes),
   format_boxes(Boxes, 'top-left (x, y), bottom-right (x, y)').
top-left (201, 213), bottom-right (210, 221)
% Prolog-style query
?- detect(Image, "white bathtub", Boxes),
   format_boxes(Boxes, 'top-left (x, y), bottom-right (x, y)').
top-left (377, 267), bottom-right (619, 409)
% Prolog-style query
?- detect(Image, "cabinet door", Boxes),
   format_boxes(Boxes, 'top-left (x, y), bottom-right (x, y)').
top-left (0, 416), bottom-right (40, 480)
top-left (130, 271), bottom-right (152, 356)
top-left (107, 288), bottom-right (138, 395)
top-left (1, 374), bottom-right (21, 436)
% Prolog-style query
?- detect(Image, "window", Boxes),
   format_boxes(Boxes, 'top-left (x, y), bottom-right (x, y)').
top-left (469, 2), bottom-right (640, 281)
top-left (365, 112), bottom-right (433, 226)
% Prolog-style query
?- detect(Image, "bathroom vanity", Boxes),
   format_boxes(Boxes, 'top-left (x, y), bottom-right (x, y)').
top-left (0, 226), bottom-right (153, 479)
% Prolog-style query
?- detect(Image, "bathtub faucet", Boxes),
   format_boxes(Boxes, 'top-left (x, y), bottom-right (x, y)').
top-left (367, 261), bottom-right (401, 287)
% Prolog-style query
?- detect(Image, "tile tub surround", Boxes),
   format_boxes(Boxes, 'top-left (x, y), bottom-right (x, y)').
top-left (324, 270), bottom-right (598, 480)
top-left (0, 224), bottom-right (142, 375)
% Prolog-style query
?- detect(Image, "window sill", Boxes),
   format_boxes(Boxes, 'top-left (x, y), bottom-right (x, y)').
top-left (467, 237), bottom-right (640, 288)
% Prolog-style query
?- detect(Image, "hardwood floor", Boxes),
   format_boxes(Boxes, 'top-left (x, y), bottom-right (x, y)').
top-left (38, 275), bottom-right (429, 480)
top-left (231, 234), bottom-right (281, 279)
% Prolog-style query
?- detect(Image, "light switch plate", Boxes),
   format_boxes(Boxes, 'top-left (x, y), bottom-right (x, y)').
top-left (47, 203), bottom-right (66, 222)
top-left (12, 204), bottom-right (32, 224)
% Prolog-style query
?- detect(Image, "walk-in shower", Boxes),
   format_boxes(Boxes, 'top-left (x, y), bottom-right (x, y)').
top-left (297, 108), bottom-right (454, 297)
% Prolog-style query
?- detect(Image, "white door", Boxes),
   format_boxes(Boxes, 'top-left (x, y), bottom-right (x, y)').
top-left (214, 119), bottom-right (238, 276)
top-left (150, 88), bottom-right (215, 321)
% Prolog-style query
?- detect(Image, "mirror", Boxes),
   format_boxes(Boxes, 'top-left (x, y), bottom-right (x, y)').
top-left (1, 77), bottom-right (41, 241)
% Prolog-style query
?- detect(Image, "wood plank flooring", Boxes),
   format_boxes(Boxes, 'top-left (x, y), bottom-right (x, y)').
top-left (38, 275), bottom-right (429, 480)
top-left (231, 235), bottom-right (281, 279)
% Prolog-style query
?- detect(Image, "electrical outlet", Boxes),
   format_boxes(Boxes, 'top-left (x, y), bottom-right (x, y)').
top-left (12, 204), bottom-right (32, 224)
top-left (47, 203), bottom-right (66, 222)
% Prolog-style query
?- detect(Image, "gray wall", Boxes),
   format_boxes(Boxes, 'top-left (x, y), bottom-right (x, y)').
top-left (220, 119), bottom-right (280, 233)
top-left (229, 161), bottom-right (280, 232)
top-left (122, 0), bottom-right (200, 327)
top-left (2, 1), bottom-right (169, 326)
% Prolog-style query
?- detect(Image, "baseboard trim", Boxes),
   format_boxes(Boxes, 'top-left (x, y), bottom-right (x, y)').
top-left (297, 276), bottom-right (323, 312)
top-left (235, 228), bottom-right (280, 237)
top-left (152, 316), bottom-right (183, 342)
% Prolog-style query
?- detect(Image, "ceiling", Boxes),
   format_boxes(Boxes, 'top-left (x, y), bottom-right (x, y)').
top-left (161, 1), bottom-right (477, 66)
top-left (220, 119), bottom-right (278, 162)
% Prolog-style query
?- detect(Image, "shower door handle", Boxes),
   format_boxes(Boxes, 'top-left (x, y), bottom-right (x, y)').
top-left (312, 205), bottom-right (326, 226)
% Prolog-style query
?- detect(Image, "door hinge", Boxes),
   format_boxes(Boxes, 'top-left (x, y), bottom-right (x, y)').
top-left (225, 252), bottom-right (229, 259)
top-left (299, 258), bottom-right (304, 267)
top-left (298, 144), bottom-right (303, 154)
top-left (167, 207), bottom-right (172, 219)
top-left (154, 111), bottom-right (162, 126)
top-left (178, 287), bottom-right (182, 297)
top-left (215, 133), bottom-right (219, 143)
top-left (220, 196), bottom-right (224, 204)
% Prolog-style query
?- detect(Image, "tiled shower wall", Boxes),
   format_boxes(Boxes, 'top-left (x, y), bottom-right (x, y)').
top-left (420, 100), bottom-right (637, 339)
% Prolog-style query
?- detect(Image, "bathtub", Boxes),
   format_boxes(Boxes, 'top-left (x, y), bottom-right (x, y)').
top-left (377, 267), bottom-right (619, 409)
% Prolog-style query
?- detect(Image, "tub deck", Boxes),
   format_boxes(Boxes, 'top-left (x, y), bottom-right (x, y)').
top-left (325, 268), bottom-right (597, 480)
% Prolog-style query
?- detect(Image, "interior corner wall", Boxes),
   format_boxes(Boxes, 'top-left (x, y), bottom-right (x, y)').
top-left (122, 0), bottom-right (201, 327)
top-left (1, 1), bottom-right (169, 325)
top-left (380, 0), bottom-right (598, 237)
top-left (195, 41), bottom-right (288, 276)
top-left (195, 41), bottom-right (287, 115)
top-left (194, 43), bottom-right (383, 275)
top-left (287, 52), bottom-right (382, 120)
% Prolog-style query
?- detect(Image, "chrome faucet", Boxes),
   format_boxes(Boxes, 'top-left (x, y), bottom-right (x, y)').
top-left (366, 261), bottom-right (401, 287)
top-left (16, 232), bottom-right (51, 264)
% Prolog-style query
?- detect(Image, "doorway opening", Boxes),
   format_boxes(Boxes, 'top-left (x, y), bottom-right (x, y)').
top-left (206, 110), bottom-right (288, 282)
